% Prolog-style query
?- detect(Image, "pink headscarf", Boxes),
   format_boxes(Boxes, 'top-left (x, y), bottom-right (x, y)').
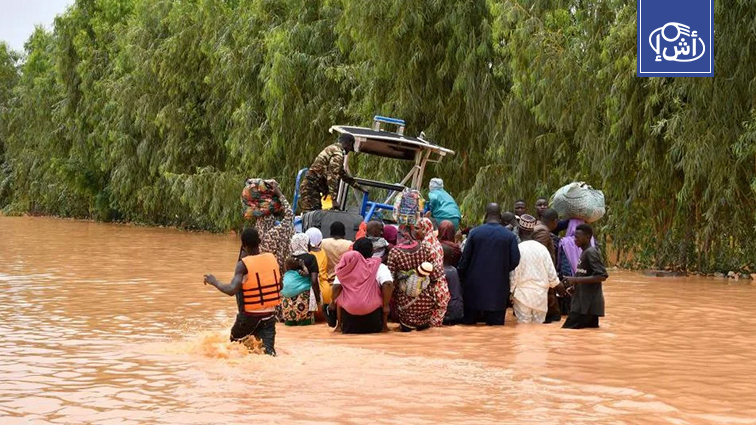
top-left (335, 251), bottom-right (383, 316)
top-left (383, 225), bottom-right (398, 246)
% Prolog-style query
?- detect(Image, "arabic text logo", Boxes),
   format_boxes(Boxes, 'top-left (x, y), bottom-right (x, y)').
top-left (649, 22), bottom-right (706, 63)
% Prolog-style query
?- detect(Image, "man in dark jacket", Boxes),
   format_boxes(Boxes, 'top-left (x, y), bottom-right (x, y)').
top-left (458, 203), bottom-right (521, 325)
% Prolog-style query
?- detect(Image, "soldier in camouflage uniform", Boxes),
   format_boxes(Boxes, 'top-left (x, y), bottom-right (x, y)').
top-left (299, 133), bottom-right (365, 212)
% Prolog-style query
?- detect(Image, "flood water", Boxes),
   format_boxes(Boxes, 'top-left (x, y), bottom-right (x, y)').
top-left (1, 216), bottom-right (755, 425)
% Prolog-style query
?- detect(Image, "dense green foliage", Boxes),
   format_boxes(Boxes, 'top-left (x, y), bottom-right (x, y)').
top-left (1, 0), bottom-right (755, 272)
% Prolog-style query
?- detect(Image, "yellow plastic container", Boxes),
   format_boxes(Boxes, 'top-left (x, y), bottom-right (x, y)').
top-left (321, 195), bottom-right (333, 210)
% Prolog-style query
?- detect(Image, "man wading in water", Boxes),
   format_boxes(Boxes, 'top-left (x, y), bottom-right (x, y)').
top-left (562, 224), bottom-right (608, 329)
top-left (204, 228), bottom-right (281, 355)
top-left (458, 203), bottom-right (520, 326)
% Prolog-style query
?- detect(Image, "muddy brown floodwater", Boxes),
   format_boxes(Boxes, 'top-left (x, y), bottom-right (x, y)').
top-left (1, 216), bottom-right (755, 425)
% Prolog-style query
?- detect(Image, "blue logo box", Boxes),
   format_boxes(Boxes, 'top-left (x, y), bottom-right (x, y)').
top-left (637, 0), bottom-right (714, 77)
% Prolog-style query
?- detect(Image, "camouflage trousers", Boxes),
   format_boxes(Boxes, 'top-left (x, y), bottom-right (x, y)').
top-left (298, 174), bottom-right (324, 212)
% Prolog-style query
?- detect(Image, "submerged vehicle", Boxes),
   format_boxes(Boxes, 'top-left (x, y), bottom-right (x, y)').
top-left (293, 116), bottom-right (455, 227)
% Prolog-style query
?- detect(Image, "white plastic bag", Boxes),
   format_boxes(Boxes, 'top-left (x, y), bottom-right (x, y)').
top-left (550, 182), bottom-right (605, 223)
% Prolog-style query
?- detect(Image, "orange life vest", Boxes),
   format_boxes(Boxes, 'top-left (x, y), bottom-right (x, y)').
top-left (238, 253), bottom-right (281, 313)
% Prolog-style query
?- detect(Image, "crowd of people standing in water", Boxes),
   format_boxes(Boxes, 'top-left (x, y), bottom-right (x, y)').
top-left (204, 177), bottom-right (608, 356)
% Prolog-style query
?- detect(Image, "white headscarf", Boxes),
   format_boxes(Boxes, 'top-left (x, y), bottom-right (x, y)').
top-left (429, 178), bottom-right (444, 191)
top-left (305, 227), bottom-right (323, 248)
top-left (290, 233), bottom-right (310, 256)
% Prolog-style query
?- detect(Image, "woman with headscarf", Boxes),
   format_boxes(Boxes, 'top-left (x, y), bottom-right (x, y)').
top-left (427, 178), bottom-right (461, 230)
top-left (382, 224), bottom-right (398, 260)
top-left (280, 233), bottom-right (321, 325)
top-left (332, 239), bottom-right (394, 334)
top-left (281, 256), bottom-right (316, 326)
top-left (558, 218), bottom-right (596, 314)
top-left (383, 225), bottom-right (398, 246)
top-left (388, 221), bottom-right (449, 331)
top-left (417, 218), bottom-right (451, 326)
top-left (306, 228), bottom-right (331, 318)
top-left (251, 181), bottom-right (294, 275)
top-left (437, 220), bottom-right (462, 268)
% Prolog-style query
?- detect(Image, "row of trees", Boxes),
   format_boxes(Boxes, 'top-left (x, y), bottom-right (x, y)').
top-left (1, 0), bottom-right (755, 272)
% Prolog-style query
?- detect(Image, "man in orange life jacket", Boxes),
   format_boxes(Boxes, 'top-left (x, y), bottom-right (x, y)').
top-left (204, 228), bottom-right (281, 356)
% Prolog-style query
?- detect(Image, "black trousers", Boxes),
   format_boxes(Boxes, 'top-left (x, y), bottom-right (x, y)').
top-left (230, 312), bottom-right (277, 355)
top-left (463, 308), bottom-right (506, 326)
top-left (325, 303), bottom-right (338, 328)
top-left (562, 312), bottom-right (600, 329)
top-left (341, 307), bottom-right (383, 334)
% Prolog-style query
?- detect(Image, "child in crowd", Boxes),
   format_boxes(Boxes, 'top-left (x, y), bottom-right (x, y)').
top-left (442, 244), bottom-right (464, 325)
top-left (562, 224), bottom-right (608, 329)
top-left (280, 257), bottom-right (316, 326)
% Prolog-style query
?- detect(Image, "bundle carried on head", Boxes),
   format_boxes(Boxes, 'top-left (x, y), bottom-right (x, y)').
top-left (241, 178), bottom-right (284, 219)
top-left (393, 188), bottom-right (425, 226)
top-left (550, 182), bottom-right (605, 223)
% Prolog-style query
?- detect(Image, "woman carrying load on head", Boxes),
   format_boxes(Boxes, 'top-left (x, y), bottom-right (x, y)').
top-left (416, 218), bottom-right (451, 326)
top-left (250, 181), bottom-right (295, 275)
top-left (387, 221), bottom-right (448, 331)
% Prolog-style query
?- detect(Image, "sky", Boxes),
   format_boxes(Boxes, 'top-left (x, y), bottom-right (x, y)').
top-left (0, 0), bottom-right (73, 52)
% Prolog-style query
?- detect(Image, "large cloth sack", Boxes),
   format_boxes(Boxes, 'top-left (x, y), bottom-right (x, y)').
top-left (392, 189), bottom-right (425, 226)
top-left (302, 210), bottom-right (363, 241)
top-left (241, 178), bottom-right (284, 219)
top-left (550, 182), bottom-right (605, 223)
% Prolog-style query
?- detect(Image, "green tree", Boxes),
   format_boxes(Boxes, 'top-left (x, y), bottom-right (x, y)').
top-left (0, 0), bottom-right (754, 272)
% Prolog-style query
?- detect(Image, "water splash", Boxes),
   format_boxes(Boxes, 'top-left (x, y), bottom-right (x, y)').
top-left (151, 330), bottom-right (265, 359)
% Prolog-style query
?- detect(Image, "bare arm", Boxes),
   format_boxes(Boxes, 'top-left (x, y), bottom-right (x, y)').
top-left (546, 255), bottom-right (560, 288)
top-left (381, 281), bottom-right (394, 332)
top-left (204, 261), bottom-right (247, 296)
top-left (566, 249), bottom-right (608, 285)
top-left (310, 271), bottom-right (321, 302)
top-left (259, 183), bottom-right (294, 272)
top-left (305, 256), bottom-right (321, 303)
top-left (277, 195), bottom-right (294, 232)
top-left (566, 275), bottom-right (608, 285)
top-left (331, 283), bottom-right (342, 305)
